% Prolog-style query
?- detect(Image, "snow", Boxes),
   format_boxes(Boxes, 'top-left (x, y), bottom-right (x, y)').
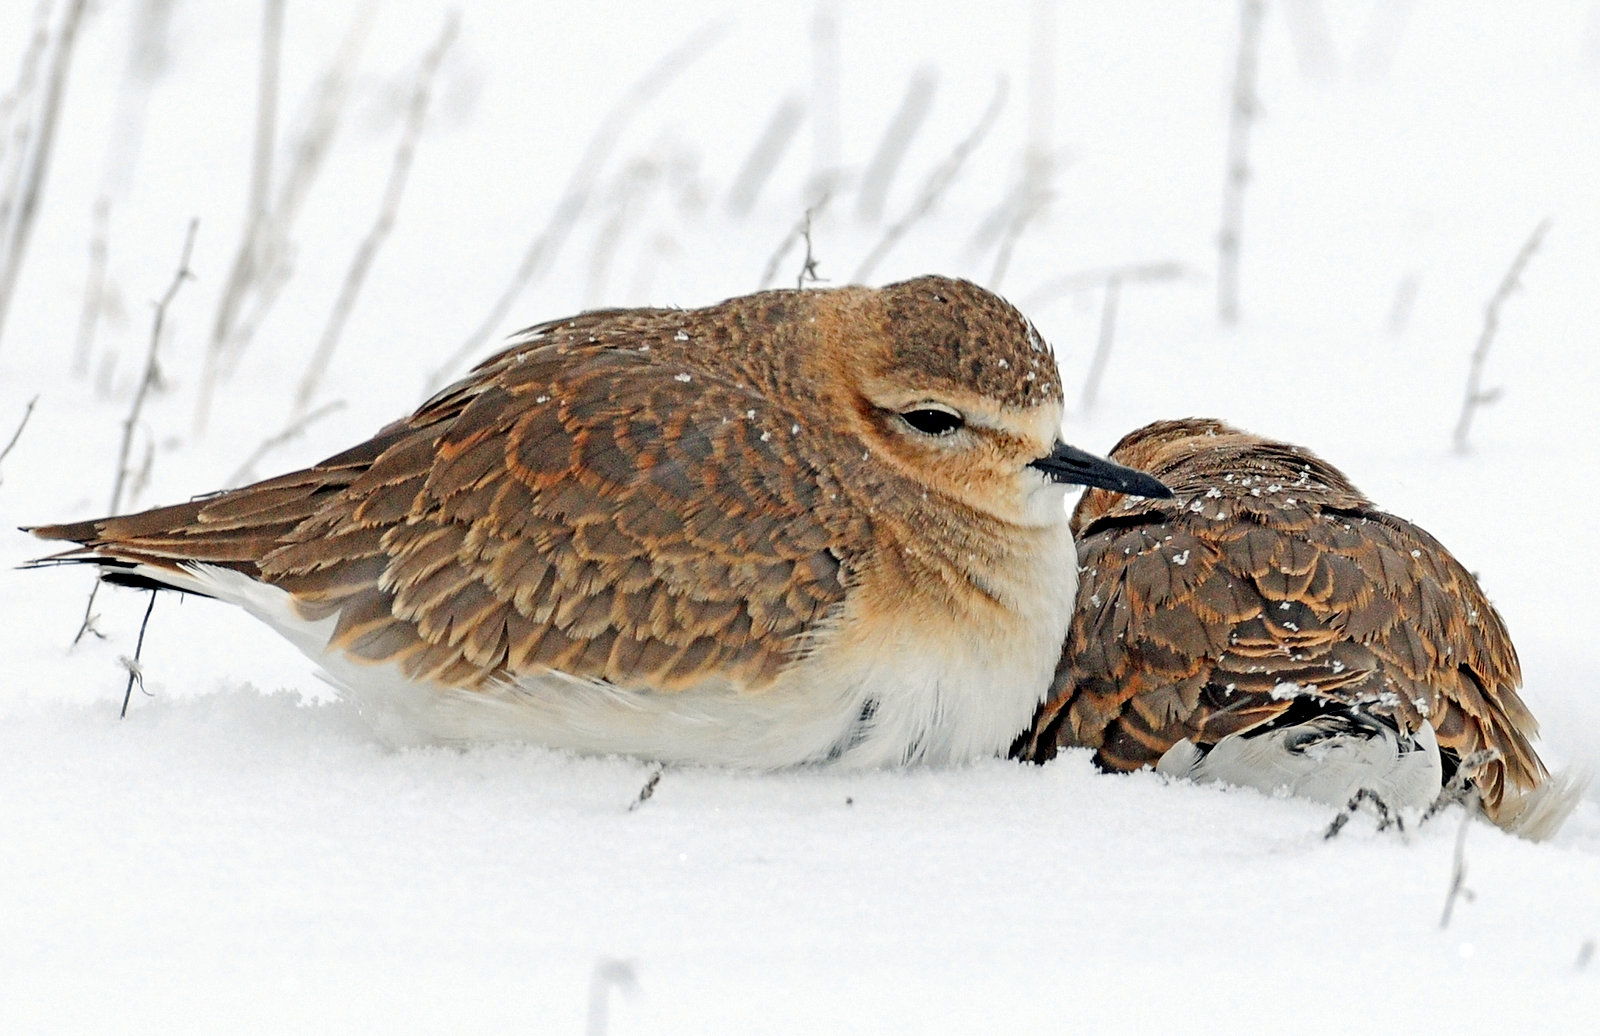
top-left (2, 1), bottom-right (1599, 1030)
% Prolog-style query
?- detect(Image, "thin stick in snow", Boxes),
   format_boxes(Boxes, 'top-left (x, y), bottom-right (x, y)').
top-left (584, 958), bottom-right (639, 1036)
top-left (855, 69), bottom-right (936, 224)
top-left (986, 173), bottom-right (1050, 291)
top-left (1217, 0), bottom-right (1264, 326)
top-left (852, 78), bottom-right (1007, 284)
top-left (809, 0), bottom-right (841, 201)
top-left (119, 590), bottom-right (158, 718)
top-left (110, 218), bottom-right (197, 516)
top-left (427, 20), bottom-right (730, 394)
top-left (1451, 218), bottom-right (1550, 454)
top-left (226, 399), bottom-right (345, 487)
top-left (0, 0), bottom-right (88, 351)
top-left (1021, 260), bottom-right (1193, 309)
top-left (1080, 276), bottom-right (1122, 413)
top-left (758, 191), bottom-right (833, 291)
top-left (70, 194), bottom-right (110, 376)
top-left (725, 95), bottom-right (804, 218)
top-left (795, 207), bottom-right (824, 290)
top-left (1439, 789), bottom-right (1479, 928)
top-left (1386, 272), bottom-right (1419, 336)
top-left (75, 218), bottom-right (198, 646)
top-left (628, 766), bottom-right (664, 812)
top-left (295, 13), bottom-right (457, 413)
top-left (196, 0), bottom-right (285, 432)
top-left (1018, 261), bottom-right (1192, 411)
top-left (0, 393), bottom-right (38, 484)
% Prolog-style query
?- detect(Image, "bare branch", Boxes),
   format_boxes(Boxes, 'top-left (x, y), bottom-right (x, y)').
top-left (1021, 260), bottom-right (1195, 310)
top-left (584, 958), bottom-right (639, 1036)
top-left (296, 13), bottom-right (458, 413)
top-left (856, 69), bottom-right (937, 223)
top-left (586, 158), bottom-right (662, 308)
top-left (225, 399), bottom-right (344, 487)
top-left (111, 218), bottom-right (197, 515)
top-left (795, 207), bottom-right (825, 290)
top-left (628, 765), bottom-right (663, 812)
top-left (427, 19), bottom-right (731, 393)
top-left (726, 95), bottom-right (804, 218)
top-left (1217, 0), bottom-right (1264, 325)
top-left (0, 0), bottom-right (88, 350)
top-left (220, 14), bottom-right (369, 366)
top-left (0, 393), bottom-right (38, 482)
top-left (75, 218), bottom-right (198, 647)
top-left (194, 0), bottom-right (284, 432)
top-left (119, 590), bottom-right (158, 718)
top-left (808, 1), bottom-right (841, 200)
top-left (853, 78), bottom-right (1007, 284)
top-left (1281, 0), bottom-right (1337, 78)
top-left (1452, 218), bottom-right (1550, 454)
top-left (1080, 276), bottom-right (1121, 413)
top-left (759, 190), bottom-right (833, 291)
top-left (70, 194), bottom-right (110, 375)
top-left (1439, 789), bottom-right (1480, 928)
top-left (985, 161), bottom-right (1052, 291)
top-left (1386, 272), bottom-right (1419, 336)
top-left (0, 1), bottom-right (53, 200)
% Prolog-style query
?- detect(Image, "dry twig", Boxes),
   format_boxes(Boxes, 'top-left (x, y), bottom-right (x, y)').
top-left (1439, 789), bottom-right (1480, 928)
top-left (855, 69), bottom-right (936, 223)
top-left (0, 394), bottom-right (38, 484)
top-left (985, 166), bottom-right (1051, 291)
top-left (1452, 218), bottom-right (1550, 454)
top-left (226, 399), bottom-right (345, 487)
top-left (70, 194), bottom-right (110, 375)
top-left (853, 78), bottom-right (1007, 284)
top-left (0, 0), bottom-right (88, 350)
top-left (809, 1), bottom-right (841, 201)
top-left (196, 9), bottom-right (370, 431)
top-left (296, 13), bottom-right (457, 413)
top-left (119, 590), bottom-right (158, 718)
top-left (75, 218), bottom-right (198, 646)
top-left (726, 95), bottom-right (804, 218)
top-left (584, 958), bottom-right (639, 1036)
top-left (586, 158), bottom-right (663, 307)
top-left (1218, 0), bottom-right (1264, 325)
top-left (795, 207), bottom-right (824, 290)
top-left (1020, 262), bottom-right (1194, 412)
top-left (428, 20), bottom-right (730, 393)
top-left (628, 766), bottom-right (664, 812)
top-left (195, 0), bottom-right (285, 430)
top-left (758, 190), bottom-right (833, 291)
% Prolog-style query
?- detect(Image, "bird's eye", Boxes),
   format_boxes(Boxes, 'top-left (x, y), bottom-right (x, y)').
top-left (899, 405), bottom-right (964, 436)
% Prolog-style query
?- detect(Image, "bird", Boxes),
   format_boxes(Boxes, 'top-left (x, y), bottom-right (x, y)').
top-left (1015, 417), bottom-right (1579, 838)
top-left (28, 275), bottom-right (1171, 769)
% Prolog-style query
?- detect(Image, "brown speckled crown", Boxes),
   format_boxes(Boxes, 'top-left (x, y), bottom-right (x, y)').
top-left (1019, 417), bottom-right (1546, 828)
top-left (876, 276), bottom-right (1061, 410)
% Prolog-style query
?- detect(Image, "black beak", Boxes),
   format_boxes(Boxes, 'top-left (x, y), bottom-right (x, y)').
top-left (1029, 442), bottom-right (1173, 499)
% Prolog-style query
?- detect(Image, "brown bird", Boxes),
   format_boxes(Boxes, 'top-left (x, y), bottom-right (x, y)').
top-left (28, 276), bottom-right (1169, 768)
top-left (1017, 417), bottom-right (1577, 837)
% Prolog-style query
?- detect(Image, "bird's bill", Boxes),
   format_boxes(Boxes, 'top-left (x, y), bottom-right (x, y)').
top-left (1029, 442), bottom-right (1173, 499)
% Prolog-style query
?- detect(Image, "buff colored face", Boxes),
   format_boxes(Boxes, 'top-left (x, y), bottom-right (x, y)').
top-left (854, 375), bottom-right (1071, 527)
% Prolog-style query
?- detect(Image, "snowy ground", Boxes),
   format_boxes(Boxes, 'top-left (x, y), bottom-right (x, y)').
top-left (2, 1), bottom-right (1599, 1031)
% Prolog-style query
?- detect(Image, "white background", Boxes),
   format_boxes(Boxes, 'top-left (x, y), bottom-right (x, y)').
top-left (1, 2), bottom-right (1597, 1030)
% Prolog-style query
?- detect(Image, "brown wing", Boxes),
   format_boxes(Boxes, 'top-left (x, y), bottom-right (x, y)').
top-left (1022, 473), bottom-right (1542, 825)
top-left (31, 322), bottom-right (853, 696)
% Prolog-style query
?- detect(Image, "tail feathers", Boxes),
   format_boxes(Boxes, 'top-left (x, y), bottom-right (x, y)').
top-left (1501, 769), bottom-right (1589, 842)
top-left (21, 459), bottom-right (358, 579)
